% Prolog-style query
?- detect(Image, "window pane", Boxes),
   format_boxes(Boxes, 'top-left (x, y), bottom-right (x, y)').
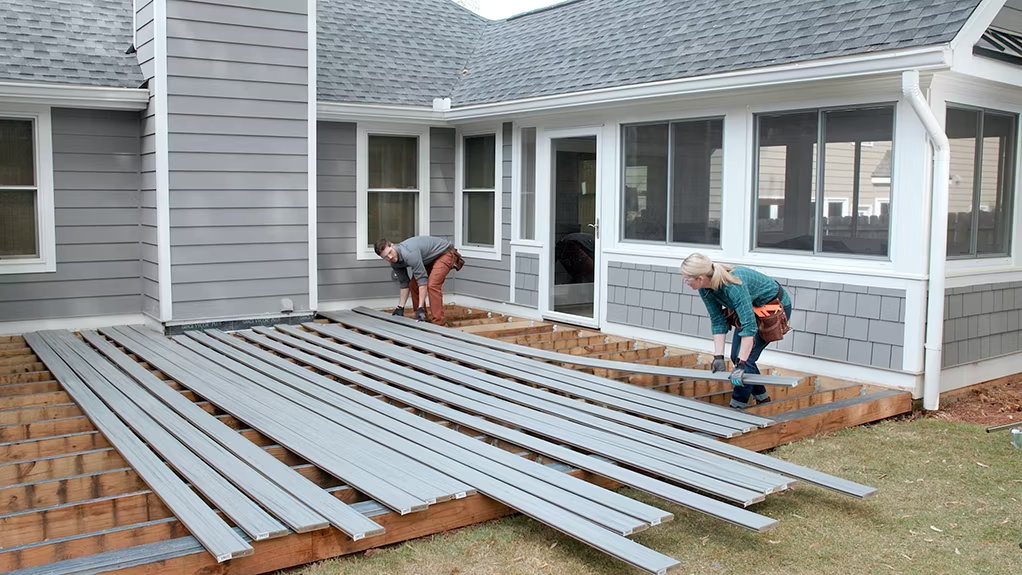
top-left (368, 135), bottom-right (417, 189)
top-left (976, 111), bottom-right (1016, 256)
top-left (820, 107), bottom-right (894, 256)
top-left (670, 118), bottom-right (723, 245)
top-left (520, 127), bottom-right (536, 240)
top-left (464, 134), bottom-right (495, 189)
top-left (367, 191), bottom-right (417, 244)
top-left (0, 119), bottom-right (34, 186)
top-left (755, 112), bottom-right (818, 251)
top-left (0, 189), bottom-right (38, 258)
top-left (463, 190), bottom-right (494, 246)
top-left (622, 123), bottom-right (668, 241)
top-left (946, 107), bottom-right (979, 257)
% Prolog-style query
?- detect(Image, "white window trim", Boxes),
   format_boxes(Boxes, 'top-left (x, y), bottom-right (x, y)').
top-left (355, 122), bottom-right (430, 261)
top-left (0, 105), bottom-right (55, 275)
top-left (511, 123), bottom-right (541, 247)
top-left (454, 125), bottom-right (502, 261)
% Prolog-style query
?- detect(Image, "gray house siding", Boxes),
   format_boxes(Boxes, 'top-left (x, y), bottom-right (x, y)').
top-left (135, 0), bottom-right (156, 81)
top-left (454, 122), bottom-right (512, 303)
top-left (0, 108), bottom-right (141, 321)
top-left (943, 281), bottom-right (1022, 367)
top-left (165, 0), bottom-right (310, 321)
top-left (140, 96), bottom-right (160, 319)
top-left (606, 262), bottom-right (907, 370)
top-left (514, 253), bottom-right (539, 308)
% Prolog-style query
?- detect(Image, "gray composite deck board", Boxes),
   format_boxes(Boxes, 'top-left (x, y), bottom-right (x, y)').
top-left (114, 326), bottom-right (454, 509)
top-left (182, 331), bottom-right (651, 537)
top-left (97, 327), bottom-right (432, 515)
top-left (22, 332), bottom-right (253, 562)
top-left (329, 317), bottom-right (876, 500)
top-left (56, 331), bottom-right (327, 535)
top-left (193, 331), bottom-right (674, 529)
top-left (350, 307), bottom-right (800, 389)
top-left (247, 328), bottom-right (768, 506)
top-left (219, 330), bottom-right (777, 533)
top-left (153, 334), bottom-right (473, 506)
top-left (326, 312), bottom-right (759, 436)
top-left (279, 324), bottom-right (793, 493)
top-left (37, 331), bottom-right (290, 542)
top-left (78, 330), bottom-right (385, 540)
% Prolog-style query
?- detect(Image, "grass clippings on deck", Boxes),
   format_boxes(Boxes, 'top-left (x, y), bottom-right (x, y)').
top-left (283, 418), bottom-right (1021, 575)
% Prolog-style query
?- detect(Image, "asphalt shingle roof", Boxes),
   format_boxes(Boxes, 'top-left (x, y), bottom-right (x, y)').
top-left (448, 0), bottom-right (984, 106)
top-left (0, 0), bottom-right (143, 89)
top-left (318, 0), bottom-right (489, 106)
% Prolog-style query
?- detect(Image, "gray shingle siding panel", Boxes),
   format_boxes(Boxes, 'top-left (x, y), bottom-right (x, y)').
top-left (0, 108), bottom-right (142, 321)
top-left (166, 0), bottom-right (309, 321)
top-left (449, 0), bottom-right (981, 106)
top-left (605, 262), bottom-right (908, 370)
top-left (515, 253), bottom-right (539, 308)
top-left (317, 0), bottom-right (489, 106)
top-left (942, 281), bottom-right (1022, 367)
top-left (0, 0), bottom-right (144, 88)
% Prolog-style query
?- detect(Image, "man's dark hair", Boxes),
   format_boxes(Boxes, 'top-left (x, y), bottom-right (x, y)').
top-left (373, 238), bottom-right (391, 256)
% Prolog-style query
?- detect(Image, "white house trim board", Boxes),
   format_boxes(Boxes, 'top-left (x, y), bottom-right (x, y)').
top-left (0, 105), bottom-right (55, 275)
top-left (949, 0), bottom-right (1007, 52)
top-left (307, 0), bottom-right (318, 311)
top-left (154, 0), bottom-right (172, 322)
top-left (354, 122), bottom-right (431, 260)
top-left (0, 314), bottom-right (147, 337)
top-left (318, 101), bottom-right (443, 124)
top-left (454, 124), bottom-right (503, 261)
top-left (0, 80), bottom-right (149, 110)
top-left (940, 351), bottom-right (1022, 394)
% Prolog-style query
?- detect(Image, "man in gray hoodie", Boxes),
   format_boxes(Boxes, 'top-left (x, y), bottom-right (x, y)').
top-left (374, 235), bottom-right (462, 325)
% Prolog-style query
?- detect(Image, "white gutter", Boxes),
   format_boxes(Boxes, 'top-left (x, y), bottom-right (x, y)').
top-left (901, 70), bottom-right (950, 411)
top-left (316, 46), bottom-right (952, 124)
top-left (0, 80), bottom-right (150, 110)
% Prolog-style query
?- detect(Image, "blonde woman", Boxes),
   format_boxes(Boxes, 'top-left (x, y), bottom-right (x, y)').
top-left (680, 253), bottom-right (792, 409)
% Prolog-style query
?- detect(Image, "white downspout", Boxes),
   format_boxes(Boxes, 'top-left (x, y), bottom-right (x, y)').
top-left (902, 70), bottom-right (950, 411)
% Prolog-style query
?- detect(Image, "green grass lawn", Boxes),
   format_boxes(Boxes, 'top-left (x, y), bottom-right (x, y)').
top-left (283, 418), bottom-right (1022, 575)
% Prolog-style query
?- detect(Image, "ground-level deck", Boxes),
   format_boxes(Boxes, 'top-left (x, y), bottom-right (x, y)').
top-left (0, 306), bottom-right (909, 575)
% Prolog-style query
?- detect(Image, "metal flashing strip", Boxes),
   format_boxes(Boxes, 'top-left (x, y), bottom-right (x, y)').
top-left (22, 332), bottom-right (252, 563)
top-left (334, 310), bottom-right (770, 433)
top-left (99, 326), bottom-right (433, 516)
top-left (229, 326), bottom-right (777, 533)
top-left (349, 307), bottom-right (800, 389)
top-left (275, 325), bottom-right (789, 499)
top-left (79, 330), bottom-right (384, 539)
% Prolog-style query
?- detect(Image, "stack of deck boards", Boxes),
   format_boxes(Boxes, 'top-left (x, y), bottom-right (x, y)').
top-left (23, 317), bottom-right (877, 575)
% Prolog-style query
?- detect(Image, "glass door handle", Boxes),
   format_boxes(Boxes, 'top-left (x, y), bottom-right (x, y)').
top-left (587, 220), bottom-right (599, 239)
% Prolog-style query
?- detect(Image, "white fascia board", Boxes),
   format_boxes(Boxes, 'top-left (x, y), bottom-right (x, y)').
top-left (445, 46), bottom-right (953, 121)
top-left (0, 80), bottom-right (149, 110)
top-left (318, 101), bottom-right (444, 124)
top-left (948, 0), bottom-right (1005, 52)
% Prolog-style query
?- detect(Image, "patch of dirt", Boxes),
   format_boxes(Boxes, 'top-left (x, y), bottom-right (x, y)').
top-left (930, 375), bottom-right (1022, 427)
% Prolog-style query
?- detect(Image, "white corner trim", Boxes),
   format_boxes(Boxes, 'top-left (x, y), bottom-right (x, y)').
top-left (0, 80), bottom-right (150, 110)
top-left (318, 101), bottom-right (444, 124)
top-left (949, 0), bottom-right (1006, 52)
top-left (354, 122), bottom-right (431, 260)
top-left (454, 125), bottom-right (503, 261)
top-left (154, 0), bottom-right (172, 322)
top-left (0, 105), bottom-right (55, 275)
top-left (0, 314), bottom-right (147, 337)
top-left (307, 0), bottom-right (319, 311)
top-left (444, 46), bottom-right (953, 120)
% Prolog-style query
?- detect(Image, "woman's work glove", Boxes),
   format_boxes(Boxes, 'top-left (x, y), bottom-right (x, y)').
top-left (729, 361), bottom-right (747, 387)
top-left (710, 355), bottom-right (727, 373)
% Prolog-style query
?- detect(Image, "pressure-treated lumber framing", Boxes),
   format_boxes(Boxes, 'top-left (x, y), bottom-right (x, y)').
top-left (22, 332), bottom-right (252, 562)
top-left (348, 307), bottom-right (801, 387)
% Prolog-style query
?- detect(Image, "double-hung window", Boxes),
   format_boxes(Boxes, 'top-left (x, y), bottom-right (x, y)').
top-left (621, 118), bottom-right (723, 246)
top-left (356, 124), bottom-right (429, 259)
top-left (753, 105), bottom-right (895, 257)
top-left (1, 107), bottom-right (54, 274)
top-left (456, 129), bottom-right (501, 259)
top-left (945, 105), bottom-right (1017, 258)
